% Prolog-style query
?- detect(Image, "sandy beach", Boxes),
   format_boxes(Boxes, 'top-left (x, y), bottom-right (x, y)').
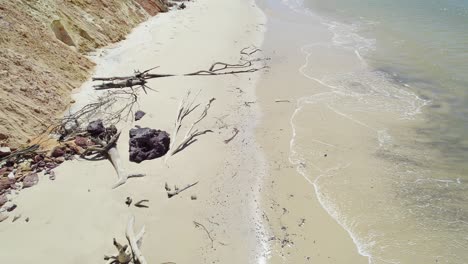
top-left (0, 0), bottom-right (269, 263)
top-left (1, 0), bottom-right (414, 263)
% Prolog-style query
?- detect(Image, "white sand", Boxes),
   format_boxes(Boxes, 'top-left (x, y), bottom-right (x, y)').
top-left (0, 1), bottom-right (268, 263)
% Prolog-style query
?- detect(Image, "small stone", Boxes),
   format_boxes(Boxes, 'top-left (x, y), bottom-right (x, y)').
top-left (25, 217), bottom-right (29, 222)
top-left (55, 157), bottom-right (65, 163)
top-left (74, 136), bottom-right (90, 147)
top-left (23, 173), bottom-right (39, 188)
top-left (191, 195), bottom-right (197, 200)
top-left (134, 110), bottom-right (146, 121)
top-left (34, 154), bottom-right (44, 163)
top-left (48, 171), bottom-right (56, 181)
top-left (51, 147), bottom-right (65, 157)
top-left (45, 162), bottom-right (57, 169)
top-left (3, 201), bottom-right (16, 212)
top-left (86, 120), bottom-right (105, 136)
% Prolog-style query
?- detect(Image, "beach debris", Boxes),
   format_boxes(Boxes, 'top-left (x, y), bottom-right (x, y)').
top-left (240, 46), bottom-right (262, 56)
top-left (125, 197), bottom-right (133, 207)
top-left (224, 127), bottom-right (239, 144)
top-left (298, 218), bottom-right (306, 227)
top-left (129, 127), bottom-right (170, 163)
top-left (92, 49), bottom-right (267, 91)
top-left (244, 101), bottom-right (255, 107)
top-left (165, 90), bottom-right (214, 162)
top-left (191, 195), bottom-right (197, 200)
top-left (25, 217), bottom-right (29, 222)
top-left (164, 182), bottom-right (171, 191)
top-left (12, 214), bottom-right (21, 222)
top-left (47, 170), bottom-right (56, 181)
top-left (3, 202), bottom-right (16, 212)
top-left (134, 110), bottom-right (146, 121)
top-left (166, 181), bottom-right (199, 198)
top-left (104, 238), bottom-right (132, 264)
top-left (178, 3), bottom-right (186, 9)
top-left (80, 121), bottom-right (145, 189)
top-left (274, 99), bottom-right (291, 103)
top-left (105, 216), bottom-right (146, 264)
top-left (193, 221), bottom-right (224, 248)
top-left (134, 199), bottom-right (149, 208)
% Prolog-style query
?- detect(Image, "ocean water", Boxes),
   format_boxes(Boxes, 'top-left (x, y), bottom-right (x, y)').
top-left (278, 0), bottom-right (468, 263)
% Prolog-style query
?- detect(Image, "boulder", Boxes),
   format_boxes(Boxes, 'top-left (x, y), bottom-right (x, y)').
top-left (129, 127), bottom-right (170, 163)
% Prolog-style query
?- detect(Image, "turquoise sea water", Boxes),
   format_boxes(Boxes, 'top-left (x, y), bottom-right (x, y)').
top-left (278, 0), bottom-right (468, 263)
top-left (303, 0), bottom-right (468, 164)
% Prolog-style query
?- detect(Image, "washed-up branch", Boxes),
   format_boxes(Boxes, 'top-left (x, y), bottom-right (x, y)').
top-left (166, 181), bottom-right (199, 198)
top-left (165, 90), bottom-right (215, 162)
top-left (105, 216), bottom-right (146, 264)
top-left (91, 48), bottom-right (267, 90)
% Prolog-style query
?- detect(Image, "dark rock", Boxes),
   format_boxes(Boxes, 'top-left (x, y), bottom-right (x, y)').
top-left (129, 127), bottom-right (170, 163)
top-left (4, 202), bottom-right (16, 212)
top-left (51, 147), bottom-right (65, 157)
top-left (134, 110), bottom-right (146, 121)
top-left (86, 120), bottom-right (105, 136)
top-left (34, 154), bottom-right (44, 163)
top-left (179, 3), bottom-right (186, 9)
top-left (74, 136), bottom-right (90, 147)
top-left (45, 162), bottom-right (57, 169)
top-left (23, 173), bottom-right (39, 188)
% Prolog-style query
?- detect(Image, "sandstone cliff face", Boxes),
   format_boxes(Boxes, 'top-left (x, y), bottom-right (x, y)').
top-left (0, 0), bottom-right (168, 147)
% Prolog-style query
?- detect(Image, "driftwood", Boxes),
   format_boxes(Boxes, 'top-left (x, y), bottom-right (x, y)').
top-left (224, 128), bottom-right (239, 144)
top-left (91, 48), bottom-right (267, 91)
top-left (165, 90), bottom-right (215, 163)
top-left (81, 129), bottom-right (144, 189)
top-left (166, 181), bottom-right (198, 198)
top-left (193, 221), bottom-right (215, 248)
top-left (105, 216), bottom-right (146, 264)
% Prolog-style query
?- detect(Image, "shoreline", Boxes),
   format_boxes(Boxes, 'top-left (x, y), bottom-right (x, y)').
top-left (0, 1), bottom-right (270, 263)
top-left (255, 0), bottom-right (373, 263)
